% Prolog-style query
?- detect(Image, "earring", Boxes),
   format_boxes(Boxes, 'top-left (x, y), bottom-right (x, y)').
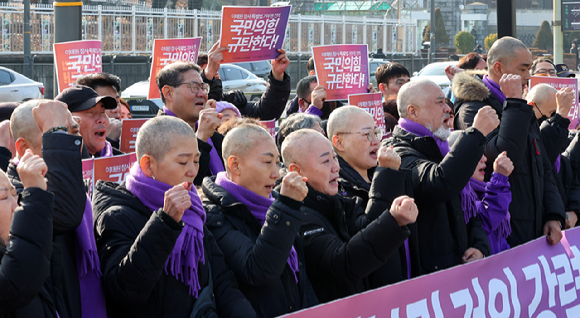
top-left (152, 175), bottom-right (156, 180)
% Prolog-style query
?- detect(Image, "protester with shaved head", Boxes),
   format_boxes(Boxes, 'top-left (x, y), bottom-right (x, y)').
top-left (281, 129), bottom-right (417, 303)
top-left (453, 36), bottom-right (566, 248)
top-left (93, 116), bottom-right (256, 318)
top-left (384, 79), bottom-right (493, 274)
top-left (202, 123), bottom-right (318, 317)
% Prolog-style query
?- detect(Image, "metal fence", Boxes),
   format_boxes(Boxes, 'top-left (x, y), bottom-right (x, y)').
top-left (0, 2), bottom-right (417, 55)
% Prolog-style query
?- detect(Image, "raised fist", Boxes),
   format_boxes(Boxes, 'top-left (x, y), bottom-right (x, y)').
top-left (280, 171), bottom-right (308, 202)
top-left (377, 146), bottom-right (401, 170)
top-left (499, 74), bottom-right (524, 99)
top-left (389, 195), bottom-right (418, 227)
top-left (472, 106), bottom-right (499, 137)
top-left (163, 182), bottom-right (192, 223)
top-left (493, 151), bottom-right (514, 177)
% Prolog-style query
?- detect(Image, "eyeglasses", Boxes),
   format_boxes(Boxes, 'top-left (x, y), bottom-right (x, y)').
top-left (336, 127), bottom-right (384, 142)
top-left (176, 81), bottom-right (210, 94)
top-left (534, 69), bottom-right (557, 76)
top-left (387, 78), bottom-right (410, 87)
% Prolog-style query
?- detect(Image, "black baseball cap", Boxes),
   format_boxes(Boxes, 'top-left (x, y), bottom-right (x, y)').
top-left (556, 64), bottom-right (576, 78)
top-left (55, 85), bottom-right (117, 112)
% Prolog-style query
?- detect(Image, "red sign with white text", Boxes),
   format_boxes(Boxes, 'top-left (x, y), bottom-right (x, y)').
top-left (148, 38), bottom-right (202, 99)
top-left (54, 40), bottom-right (102, 93)
top-left (530, 76), bottom-right (579, 130)
top-left (120, 119), bottom-right (148, 153)
top-left (93, 153), bottom-right (137, 185)
top-left (348, 92), bottom-right (386, 135)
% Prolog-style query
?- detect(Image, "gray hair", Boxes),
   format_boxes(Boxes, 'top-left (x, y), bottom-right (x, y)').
top-left (396, 79), bottom-right (440, 118)
top-left (487, 36), bottom-right (529, 70)
top-left (156, 61), bottom-right (202, 104)
top-left (222, 123), bottom-right (273, 169)
top-left (278, 113), bottom-right (321, 146)
top-left (136, 116), bottom-right (196, 162)
top-left (10, 99), bottom-right (49, 147)
top-left (526, 83), bottom-right (557, 107)
top-left (296, 75), bottom-right (317, 100)
top-left (327, 106), bottom-right (372, 140)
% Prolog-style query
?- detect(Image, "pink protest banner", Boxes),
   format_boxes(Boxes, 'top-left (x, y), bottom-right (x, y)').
top-left (348, 93), bottom-right (386, 135)
top-left (54, 40), bottom-right (102, 93)
top-left (312, 44), bottom-right (369, 101)
top-left (261, 119), bottom-right (276, 138)
top-left (530, 76), bottom-right (579, 130)
top-left (148, 38), bottom-right (202, 99)
top-left (120, 118), bottom-right (148, 153)
top-left (219, 6), bottom-right (291, 63)
top-left (93, 153), bottom-right (137, 185)
top-left (82, 158), bottom-right (94, 199)
top-left (281, 227), bottom-right (580, 318)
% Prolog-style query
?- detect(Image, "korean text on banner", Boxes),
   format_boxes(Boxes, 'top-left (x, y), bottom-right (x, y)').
top-left (281, 227), bottom-right (580, 318)
top-left (120, 119), bottom-right (148, 153)
top-left (219, 6), bottom-right (291, 63)
top-left (93, 153), bottom-right (138, 185)
top-left (54, 40), bottom-right (102, 93)
top-left (530, 76), bottom-right (579, 130)
top-left (82, 158), bottom-right (94, 199)
top-left (148, 38), bottom-right (202, 99)
top-left (348, 93), bottom-right (386, 135)
top-left (261, 119), bottom-right (276, 138)
top-left (312, 44), bottom-right (369, 101)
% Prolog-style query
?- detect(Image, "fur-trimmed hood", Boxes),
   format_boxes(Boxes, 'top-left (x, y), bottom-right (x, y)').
top-left (452, 70), bottom-right (490, 102)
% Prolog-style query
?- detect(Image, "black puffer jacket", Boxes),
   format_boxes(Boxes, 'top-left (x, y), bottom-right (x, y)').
top-left (234, 72), bottom-right (292, 121)
top-left (0, 188), bottom-right (56, 318)
top-left (7, 133), bottom-right (86, 318)
top-left (383, 126), bottom-right (491, 273)
top-left (299, 167), bottom-right (411, 303)
top-left (453, 72), bottom-right (566, 247)
top-left (337, 155), bottom-right (373, 203)
top-left (202, 176), bottom-right (318, 318)
top-left (93, 181), bottom-right (256, 318)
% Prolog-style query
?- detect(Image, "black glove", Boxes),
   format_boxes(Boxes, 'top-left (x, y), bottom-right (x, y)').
top-left (222, 90), bottom-right (248, 108)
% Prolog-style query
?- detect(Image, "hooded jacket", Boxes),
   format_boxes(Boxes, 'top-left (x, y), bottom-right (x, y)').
top-left (383, 126), bottom-right (491, 273)
top-left (452, 72), bottom-right (566, 247)
top-left (202, 176), bottom-right (318, 318)
top-left (93, 181), bottom-right (256, 318)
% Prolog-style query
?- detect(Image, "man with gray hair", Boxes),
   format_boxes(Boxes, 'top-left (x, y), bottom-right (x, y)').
top-left (452, 36), bottom-right (567, 248)
top-left (383, 79), bottom-right (495, 274)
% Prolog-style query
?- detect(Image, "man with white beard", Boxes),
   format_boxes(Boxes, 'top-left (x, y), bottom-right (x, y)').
top-left (382, 79), bottom-right (494, 274)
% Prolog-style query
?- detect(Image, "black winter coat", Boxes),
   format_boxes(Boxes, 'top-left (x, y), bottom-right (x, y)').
top-left (337, 155), bottom-right (373, 203)
top-left (93, 181), bottom-right (256, 318)
top-left (453, 72), bottom-right (566, 247)
top-left (234, 72), bottom-right (291, 121)
top-left (383, 126), bottom-right (491, 273)
top-left (202, 176), bottom-right (318, 318)
top-left (7, 133), bottom-right (86, 318)
top-left (299, 167), bottom-right (411, 303)
top-left (0, 188), bottom-right (56, 318)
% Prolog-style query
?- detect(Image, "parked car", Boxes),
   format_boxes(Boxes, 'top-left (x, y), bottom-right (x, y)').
top-left (369, 58), bottom-right (390, 88)
top-left (218, 64), bottom-right (268, 102)
top-left (0, 66), bottom-right (44, 102)
top-left (234, 61), bottom-right (272, 81)
top-left (411, 61), bottom-right (457, 91)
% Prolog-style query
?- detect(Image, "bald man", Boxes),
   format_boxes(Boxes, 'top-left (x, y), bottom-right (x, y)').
top-left (452, 36), bottom-right (566, 248)
top-left (282, 129), bottom-right (417, 303)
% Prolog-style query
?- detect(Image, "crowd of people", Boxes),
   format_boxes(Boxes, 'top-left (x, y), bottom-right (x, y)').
top-left (0, 35), bottom-right (578, 318)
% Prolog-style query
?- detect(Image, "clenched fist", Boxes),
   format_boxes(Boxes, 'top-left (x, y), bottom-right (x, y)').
top-left (17, 149), bottom-right (48, 190)
top-left (493, 151), bottom-right (514, 177)
top-left (196, 99), bottom-right (222, 142)
top-left (377, 146), bottom-right (401, 170)
top-left (472, 106), bottom-right (500, 137)
top-left (32, 101), bottom-right (76, 133)
top-left (163, 182), bottom-right (192, 223)
top-left (271, 49), bottom-right (290, 81)
top-left (499, 74), bottom-right (524, 99)
top-left (389, 195), bottom-right (418, 227)
top-left (311, 85), bottom-right (327, 110)
top-left (280, 171), bottom-right (308, 202)
top-left (556, 87), bottom-right (575, 118)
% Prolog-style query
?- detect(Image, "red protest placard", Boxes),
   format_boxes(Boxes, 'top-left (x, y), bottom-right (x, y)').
top-left (93, 153), bottom-right (137, 185)
top-left (219, 6), bottom-right (291, 63)
top-left (120, 118), bottom-right (148, 153)
top-left (260, 119), bottom-right (276, 138)
top-left (82, 158), bottom-right (94, 199)
top-left (348, 93), bottom-right (386, 135)
top-left (312, 44), bottom-right (369, 101)
top-left (53, 40), bottom-right (102, 93)
top-left (530, 76), bottom-right (579, 130)
top-left (148, 38), bottom-right (202, 99)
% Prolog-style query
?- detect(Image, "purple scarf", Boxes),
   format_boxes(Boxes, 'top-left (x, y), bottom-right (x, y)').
top-left (125, 163), bottom-right (206, 297)
top-left (215, 172), bottom-right (299, 283)
top-left (76, 197), bottom-right (107, 318)
top-left (482, 75), bottom-right (506, 105)
top-left (470, 177), bottom-right (512, 240)
top-left (163, 106), bottom-right (225, 175)
top-left (555, 154), bottom-right (562, 174)
top-left (97, 141), bottom-right (113, 158)
top-left (398, 118), bottom-right (450, 157)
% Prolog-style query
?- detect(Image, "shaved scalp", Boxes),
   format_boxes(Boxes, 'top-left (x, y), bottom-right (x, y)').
top-left (281, 129), bottom-right (330, 166)
top-left (397, 79), bottom-right (440, 118)
top-left (327, 106), bottom-right (373, 140)
top-left (487, 36), bottom-right (529, 70)
top-left (222, 123), bottom-right (273, 167)
top-left (136, 116), bottom-right (196, 162)
top-left (526, 83), bottom-right (557, 106)
top-left (10, 99), bottom-right (49, 147)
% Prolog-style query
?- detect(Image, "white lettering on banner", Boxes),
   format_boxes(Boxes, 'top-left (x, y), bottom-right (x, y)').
top-left (108, 172), bottom-right (130, 183)
top-left (159, 51), bottom-right (197, 66)
top-left (228, 16), bottom-right (281, 53)
top-left (322, 53), bottom-right (365, 90)
top-left (66, 52), bottom-right (102, 82)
